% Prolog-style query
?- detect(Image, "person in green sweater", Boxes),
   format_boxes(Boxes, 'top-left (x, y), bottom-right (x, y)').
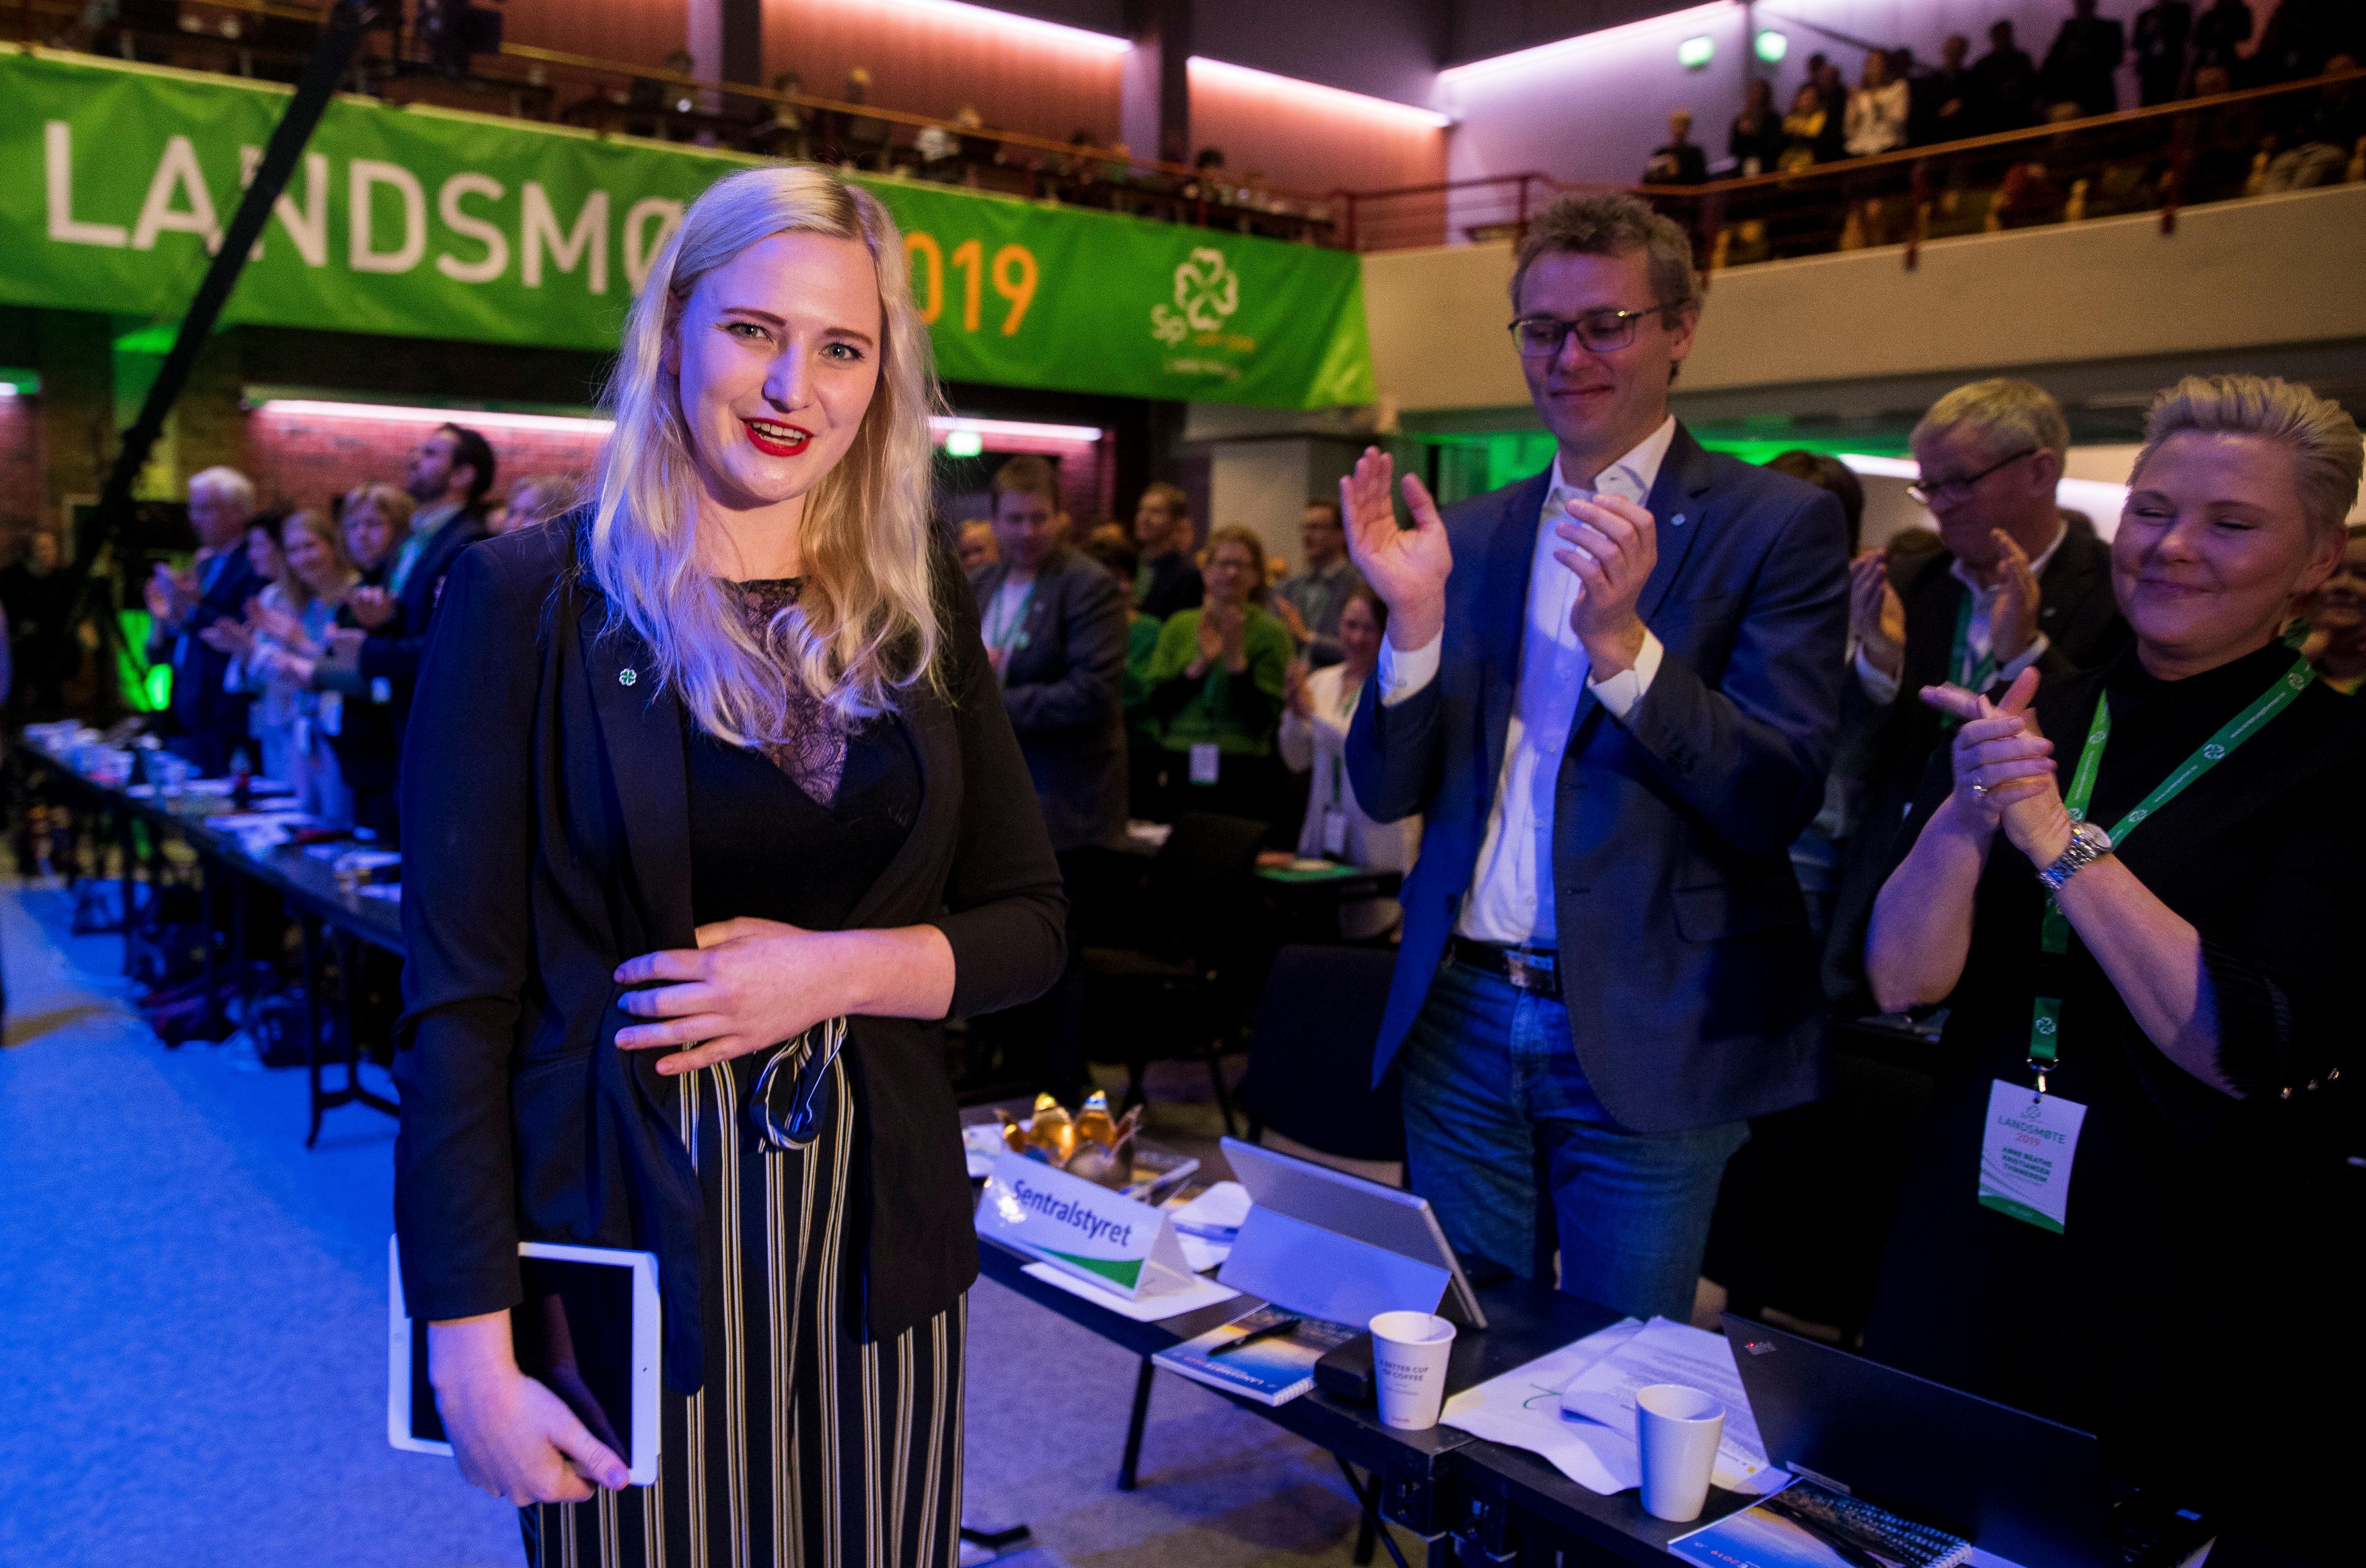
top-left (1145, 525), bottom-right (1293, 823)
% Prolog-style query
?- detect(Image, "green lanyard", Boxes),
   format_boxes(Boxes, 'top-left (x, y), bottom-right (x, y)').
top-left (1940, 591), bottom-right (1997, 729)
top-left (2024, 652), bottom-right (2315, 1085)
top-left (983, 579), bottom-right (1035, 650)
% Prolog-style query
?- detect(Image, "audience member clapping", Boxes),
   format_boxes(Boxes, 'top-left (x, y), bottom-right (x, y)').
top-left (1844, 49), bottom-right (1910, 157)
top-left (1143, 526), bottom-right (1291, 822)
top-left (1642, 109), bottom-right (1708, 185)
top-left (1780, 82), bottom-right (1831, 171)
top-left (1912, 32), bottom-right (1978, 144)
top-left (1863, 374), bottom-right (2363, 1559)
top-left (149, 465), bottom-right (268, 775)
top-left (1278, 585), bottom-right (1418, 936)
top-left (312, 481), bottom-right (412, 840)
top-left (1730, 78), bottom-right (1786, 176)
top-left (1972, 19), bottom-right (2042, 132)
top-left (241, 511), bottom-right (360, 822)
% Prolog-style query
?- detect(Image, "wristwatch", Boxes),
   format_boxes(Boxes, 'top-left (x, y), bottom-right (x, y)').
top-left (2036, 820), bottom-right (2114, 892)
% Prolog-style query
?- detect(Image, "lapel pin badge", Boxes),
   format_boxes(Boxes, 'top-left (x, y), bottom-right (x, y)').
top-left (619, 668), bottom-right (638, 687)
top-left (1670, 512), bottom-right (1688, 527)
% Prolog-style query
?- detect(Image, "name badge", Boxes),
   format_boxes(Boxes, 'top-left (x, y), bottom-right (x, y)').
top-left (1977, 1078), bottom-right (2087, 1233)
top-left (1320, 808), bottom-right (1350, 858)
top-left (1189, 742), bottom-right (1221, 786)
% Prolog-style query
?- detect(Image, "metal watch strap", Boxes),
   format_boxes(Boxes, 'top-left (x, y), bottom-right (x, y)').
top-left (2037, 821), bottom-right (2111, 892)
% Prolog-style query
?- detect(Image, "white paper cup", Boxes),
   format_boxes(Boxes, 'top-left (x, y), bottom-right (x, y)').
top-left (1369, 1311), bottom-right (1457, 1430)
top-left (1636, 1382), bottom-right (1725, 1522)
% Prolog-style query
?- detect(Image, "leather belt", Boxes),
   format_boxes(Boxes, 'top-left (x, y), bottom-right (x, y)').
top-left (1448, 936), bottom-right (1561, 998)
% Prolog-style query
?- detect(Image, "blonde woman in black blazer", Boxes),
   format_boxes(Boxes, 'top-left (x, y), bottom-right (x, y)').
top-left (394, 165), bottom-right (1063, 1567)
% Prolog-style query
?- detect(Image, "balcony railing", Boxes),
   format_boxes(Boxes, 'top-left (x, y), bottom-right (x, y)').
top-left (5, 0), bottom-right (1342, 246)
top-left (1337, 66), bottom-right (2366, 270)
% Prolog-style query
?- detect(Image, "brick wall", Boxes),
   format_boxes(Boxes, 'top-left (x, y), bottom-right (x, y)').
top-left (0, 398), bottom-right (42, 558)
top-left (243, 408), bottom-right (607, 515)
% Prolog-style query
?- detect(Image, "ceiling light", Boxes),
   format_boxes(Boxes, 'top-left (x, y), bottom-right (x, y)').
top-left (931, 416), bottom-right (1104, 446)
top-left (252, 398), bottom-right (614, 436)
top-left (1755, 29), bottom-right (1788, 64)
top-left (878, 0), bottom-right (1130, 53)
top-left (1439, 2), bottom-right (1737, 84)
top-left (1188, 56), bottom-right (1454, 129)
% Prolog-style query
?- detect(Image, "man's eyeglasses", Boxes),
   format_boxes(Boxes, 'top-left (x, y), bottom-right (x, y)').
top-left (1907, 447), bottom-right (2038, 506)
top-left (1508, 307), bottom-right (1675, 359)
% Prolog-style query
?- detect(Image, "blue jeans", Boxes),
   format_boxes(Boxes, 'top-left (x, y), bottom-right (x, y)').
top-left (1399, 957), bottom-right (1749, 1322)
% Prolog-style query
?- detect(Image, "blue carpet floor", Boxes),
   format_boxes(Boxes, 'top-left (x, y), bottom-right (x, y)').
top-left (0, 879), bottom-right (1381, 1567)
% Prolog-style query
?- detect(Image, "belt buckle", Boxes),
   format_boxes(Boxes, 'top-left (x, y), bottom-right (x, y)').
top-left (1503, 949), bottom-right (1553, 993)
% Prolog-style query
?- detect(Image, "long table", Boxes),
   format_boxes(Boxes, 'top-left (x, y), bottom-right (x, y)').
top-left (974, 1227), bottom-right (1758, 1566)
top-left (9, 739), bottom-right (403, 1144)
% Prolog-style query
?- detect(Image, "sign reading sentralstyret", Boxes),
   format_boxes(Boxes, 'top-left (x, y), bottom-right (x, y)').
top-left (1, 49), bottom-right (1376, 411)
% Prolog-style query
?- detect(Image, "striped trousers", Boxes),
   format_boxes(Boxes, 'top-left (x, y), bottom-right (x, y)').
top-left (524, 1050), bottom-right (966, 1568)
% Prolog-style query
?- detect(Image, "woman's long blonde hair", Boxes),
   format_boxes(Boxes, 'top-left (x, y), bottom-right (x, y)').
top-left (591, 164), bottom-right (941, 743)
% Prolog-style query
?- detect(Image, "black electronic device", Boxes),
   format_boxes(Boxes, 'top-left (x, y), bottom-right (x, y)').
top-left (1725, 1315), bottom-right (2213, 1568)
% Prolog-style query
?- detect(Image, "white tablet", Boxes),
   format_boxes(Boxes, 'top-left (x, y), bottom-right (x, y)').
top-left (388, 1235), bottom-right (662, 1486)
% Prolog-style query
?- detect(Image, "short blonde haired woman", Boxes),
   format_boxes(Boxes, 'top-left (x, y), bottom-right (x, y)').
top-left (395, 165), bottom-right (1065, 1566)
top-left (1863, 375), bottom-right (2364, 1556)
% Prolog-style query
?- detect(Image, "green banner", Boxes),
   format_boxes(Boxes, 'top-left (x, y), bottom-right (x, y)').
top-left (0, 49), bottom-right (1373, 410)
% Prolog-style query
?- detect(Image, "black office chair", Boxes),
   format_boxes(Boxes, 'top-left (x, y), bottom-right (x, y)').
top-left (1078, 810), bottom-right (1269, 1133)
top-left (1699, 1032), bottom-right (1937, 1342)
top-left (1239, 944), bottom-right (1405, 1165)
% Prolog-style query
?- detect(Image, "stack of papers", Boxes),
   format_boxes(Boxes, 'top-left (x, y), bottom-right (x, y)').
top-left (1441, 1316), bottom-right (1784, 1498)
top-left (1169, 1180), bottom-right (1250, 1271)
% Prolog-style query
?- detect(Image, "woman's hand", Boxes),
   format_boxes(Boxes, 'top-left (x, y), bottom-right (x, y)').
top-left (1191, 611), bottom-right (1225, 674)
top-left (200, 615), bottom-right (255, 659)
top-left (612, 917), bottom-right (847, 1076)
top-left (250, 600), bottom-right (308, 649)
top-left (1919, 667), bottom-right (2054, 834)
top-left (1208, 601), bottom-right (1249, 672)
top-left (349, 584), bottom-right (398, 630)
top-left (429, 1313), bottom-right (629, 1505)
top-left (1282, 656), bottom-right (1312, 717)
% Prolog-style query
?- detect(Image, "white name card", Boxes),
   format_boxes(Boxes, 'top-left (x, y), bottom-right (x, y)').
top-left (976, 1151), bottom-right (1198, 1301)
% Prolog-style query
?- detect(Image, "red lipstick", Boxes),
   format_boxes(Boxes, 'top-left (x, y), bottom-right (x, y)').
top-left (741, 418), bottom-right (812, 457)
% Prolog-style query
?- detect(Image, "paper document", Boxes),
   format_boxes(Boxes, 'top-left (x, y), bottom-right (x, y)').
top-left (1440, 1316), bottom-right (1784, 1498)
top-left (1558, 1316), bottom-right (1778, 1493)
top-left (1170, 1180), bottom-right (1251, 1238)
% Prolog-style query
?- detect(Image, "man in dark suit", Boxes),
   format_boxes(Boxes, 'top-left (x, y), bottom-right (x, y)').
top-left (146, 466), bottom-right (268, 775)
top-left (1131, 482), bottom-right (1203, 623)
top-left (2043, 0), bottom-right (2129, 118)
top-left (1910, 33), bottom-right (1979, 144)
top-left (341, 423), bottom-right (492, 839)
top-left (1342, 193), bottom-right (1849, 1321)
top-left (1823, 378), bottom-right (2129, 998)
top-left (1971, 19), bottom-right (2042, 132)
top-left (2134, 2), bottom-right (2194, 105)
top-left (973, 456), bottom-right (1130, 855)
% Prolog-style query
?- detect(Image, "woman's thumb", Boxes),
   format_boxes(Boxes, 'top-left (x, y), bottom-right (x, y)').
top-left (547, 1405), bottom-right (629, 1490)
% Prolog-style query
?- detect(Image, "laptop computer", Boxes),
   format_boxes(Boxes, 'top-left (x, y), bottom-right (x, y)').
top-left (1220, 1137), bottom-right (1488, 1329)
top-left (1725, 1315), bottom-right (2212, 1568)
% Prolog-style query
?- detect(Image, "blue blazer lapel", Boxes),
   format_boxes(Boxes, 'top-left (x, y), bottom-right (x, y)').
top-left (1478, 471), bottom-right (1552, 791)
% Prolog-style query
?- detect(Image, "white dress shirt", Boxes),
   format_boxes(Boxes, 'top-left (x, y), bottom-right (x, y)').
top-left (1854, 520), bottom-right (2066, 706)
top-left (1375, 416), bottom-right (1677, 946)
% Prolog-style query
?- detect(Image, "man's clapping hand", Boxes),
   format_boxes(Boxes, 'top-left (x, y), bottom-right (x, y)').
top-left (1340, 447), bottom-right (1450, 651)
top-left (1849, 551), bottom-right (1907, 678)
top-left (348, 584), bottom-right (397, 630)
top-left (1552, 494), bottom-right (1657, 676)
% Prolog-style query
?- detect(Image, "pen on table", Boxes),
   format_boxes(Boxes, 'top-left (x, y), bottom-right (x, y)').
top-left (1207, 1316), bottom-right (1303, 1357)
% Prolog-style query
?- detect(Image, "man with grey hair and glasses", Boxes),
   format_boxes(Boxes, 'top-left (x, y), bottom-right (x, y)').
top-left (1340, 191), bottom-right (1850, 1321)
top-left (1825, 377), bottom-right (2129, 997)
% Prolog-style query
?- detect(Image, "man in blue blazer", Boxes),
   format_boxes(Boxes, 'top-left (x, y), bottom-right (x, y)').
top-left (1344, 193), bottom-right (1849, 1320)
top-left (146, 466), bottom-right (268, 776)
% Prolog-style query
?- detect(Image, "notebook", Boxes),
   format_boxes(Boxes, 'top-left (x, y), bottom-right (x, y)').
top-left (1671, 1479), bottom-right (1971, 1568)
top-left (1150, 1305), bottom-right (1360, 1407)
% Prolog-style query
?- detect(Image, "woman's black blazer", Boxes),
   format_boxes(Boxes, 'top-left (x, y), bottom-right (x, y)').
top-left (392, 514), bottom-right (1066, 1392)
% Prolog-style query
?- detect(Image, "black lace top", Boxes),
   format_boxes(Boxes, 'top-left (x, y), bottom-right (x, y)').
top-left (686, 578), bottom-right (921, 932)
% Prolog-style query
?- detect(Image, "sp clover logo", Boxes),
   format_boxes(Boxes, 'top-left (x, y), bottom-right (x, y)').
top-left (1151, 247), bottom-right (1240, 345)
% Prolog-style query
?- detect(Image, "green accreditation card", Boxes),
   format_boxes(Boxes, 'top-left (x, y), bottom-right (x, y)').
top-left (1977, 1079), bottom-right (2088, 1233)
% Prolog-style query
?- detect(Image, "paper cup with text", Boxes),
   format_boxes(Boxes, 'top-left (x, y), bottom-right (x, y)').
top-left (1368, 1311), bottom-right (1456, 1430)
top-left (1636, 1382), bottom-right (1725, 1522)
